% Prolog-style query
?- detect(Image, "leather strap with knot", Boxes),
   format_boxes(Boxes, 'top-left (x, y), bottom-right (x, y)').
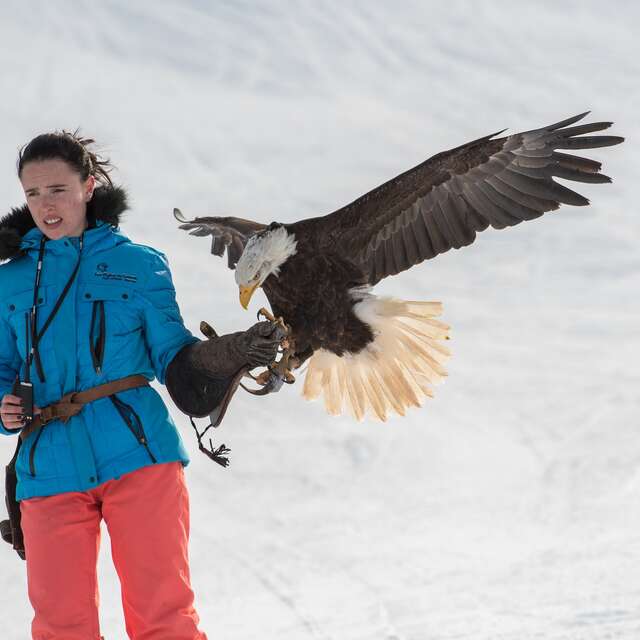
top-left (19, 374), bottom-right (150, 440)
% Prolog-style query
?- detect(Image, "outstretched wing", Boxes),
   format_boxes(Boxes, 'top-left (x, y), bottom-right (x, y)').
top-left (173, 208), bottom-right (266, 269)
top-left (294, 112), bottom-right (623, 286)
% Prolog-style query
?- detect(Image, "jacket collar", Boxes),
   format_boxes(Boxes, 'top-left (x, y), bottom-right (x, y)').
top-left (19, 219), bottom-right (130, 258)
top-left (0, 185), bottom-right (129, 261)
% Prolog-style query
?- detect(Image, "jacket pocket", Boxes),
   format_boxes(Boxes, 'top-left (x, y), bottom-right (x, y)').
top-left (78, 283), bottom-right (143, 373)
top-left (109, 394), bottom-right (156, 464)
top-left (78, 283), bottom-right (142, 334)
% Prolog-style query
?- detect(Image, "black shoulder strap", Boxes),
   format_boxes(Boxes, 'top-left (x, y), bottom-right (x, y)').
top-left (30, 235), bottom-right (84, 382)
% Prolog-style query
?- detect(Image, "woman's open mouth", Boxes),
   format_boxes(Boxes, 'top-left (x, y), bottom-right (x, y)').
top-left (44, 216), bottom-right (63, 230)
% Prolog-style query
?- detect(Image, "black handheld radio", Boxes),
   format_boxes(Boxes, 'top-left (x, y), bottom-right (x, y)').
top-left (13, 381), bottom-right (33, 425)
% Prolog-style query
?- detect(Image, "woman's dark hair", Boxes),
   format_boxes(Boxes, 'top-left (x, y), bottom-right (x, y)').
top-left (17, 129), bottom-right (114, 187)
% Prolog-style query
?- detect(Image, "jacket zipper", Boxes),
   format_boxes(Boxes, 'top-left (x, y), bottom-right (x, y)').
top-left (29, 424), bottom-right (47, 477)
top-left (90, 300), bottom-right (106, 374)
top-left (109, 395), bottom-right (156, 463)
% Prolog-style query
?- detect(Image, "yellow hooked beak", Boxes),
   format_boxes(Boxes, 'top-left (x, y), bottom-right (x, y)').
top-left (239, 282), bottom-right (260, 309)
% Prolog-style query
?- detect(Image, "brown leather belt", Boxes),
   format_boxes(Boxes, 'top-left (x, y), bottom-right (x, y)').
top-left (19, 374), bottom-right (149, 440)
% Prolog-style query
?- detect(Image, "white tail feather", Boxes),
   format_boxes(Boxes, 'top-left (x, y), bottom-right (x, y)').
top-left (302, 294), bottom-right (451, 421)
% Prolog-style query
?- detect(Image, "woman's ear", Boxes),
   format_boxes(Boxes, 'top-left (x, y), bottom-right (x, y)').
top-left (85, 175), bottom-right (96, 202)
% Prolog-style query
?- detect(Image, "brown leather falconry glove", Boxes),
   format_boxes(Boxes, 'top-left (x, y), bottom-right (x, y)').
top-left (165, 321), bottom-right (285, 424)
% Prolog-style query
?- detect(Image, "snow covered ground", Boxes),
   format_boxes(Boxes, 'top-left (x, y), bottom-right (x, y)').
top-left (0, 1), bottom-right (638, 638)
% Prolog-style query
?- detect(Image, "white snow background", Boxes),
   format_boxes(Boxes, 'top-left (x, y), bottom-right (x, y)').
top-left (0, 1), bottom-right (638, 638)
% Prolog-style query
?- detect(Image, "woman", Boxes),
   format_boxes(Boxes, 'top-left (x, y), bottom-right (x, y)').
top-left (0, 131), bottom-right (281, 639)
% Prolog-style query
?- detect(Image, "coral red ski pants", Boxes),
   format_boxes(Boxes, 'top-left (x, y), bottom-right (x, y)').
top-left (20, 461), bottom-right (208, 640)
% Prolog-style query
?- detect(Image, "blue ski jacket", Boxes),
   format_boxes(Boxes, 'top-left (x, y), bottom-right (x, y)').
top-left (0, 187), bottom-right (199, 500)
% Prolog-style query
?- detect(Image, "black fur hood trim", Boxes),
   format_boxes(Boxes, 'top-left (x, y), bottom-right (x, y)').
top-left (0, 185), bottom-right (129, 260)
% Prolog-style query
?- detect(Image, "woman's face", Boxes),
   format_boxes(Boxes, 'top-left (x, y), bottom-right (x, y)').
top-left (20, 158), bottom-right (95, 240)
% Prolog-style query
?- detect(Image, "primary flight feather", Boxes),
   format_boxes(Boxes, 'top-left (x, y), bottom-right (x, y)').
top-left (175, 112), bottom-right (623, 421)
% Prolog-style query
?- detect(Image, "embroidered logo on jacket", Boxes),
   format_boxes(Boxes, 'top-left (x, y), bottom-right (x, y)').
top-left (95, 263), bottom-right (138, 283)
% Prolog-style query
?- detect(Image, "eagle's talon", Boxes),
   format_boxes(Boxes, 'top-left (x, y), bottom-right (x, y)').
top-left (257, 307), bottom-right (276, 323)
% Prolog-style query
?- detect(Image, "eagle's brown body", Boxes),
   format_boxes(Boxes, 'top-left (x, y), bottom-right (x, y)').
top-left (262, 245), bottom-right (374, 357)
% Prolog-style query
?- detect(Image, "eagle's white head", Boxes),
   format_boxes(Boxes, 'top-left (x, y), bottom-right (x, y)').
top-left (234, 225), bottom-right (297, 308)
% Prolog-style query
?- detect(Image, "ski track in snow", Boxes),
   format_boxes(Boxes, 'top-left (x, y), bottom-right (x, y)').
top-left (0, 1), bottom-right (639, 638)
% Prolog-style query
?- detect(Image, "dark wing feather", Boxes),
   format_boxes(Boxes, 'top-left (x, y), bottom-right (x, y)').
top-left (173, 208), bottom-right (266, 269)
top-left (291, 112), bottom-right (623, 286)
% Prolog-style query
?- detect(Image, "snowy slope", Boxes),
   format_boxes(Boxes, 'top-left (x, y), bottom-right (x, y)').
top-left (0, 1), bottom-right (638, 638)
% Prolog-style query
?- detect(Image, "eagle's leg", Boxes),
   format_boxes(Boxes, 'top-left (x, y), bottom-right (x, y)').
top-left (239, 349), bottom-right (298, 395)
top-left (248, 339), bottom-right (298, 388)
top-left (268, 339), bottom-right (298, 384)
top-left (239, 316), bottom-right (295, 395)
top-left (255, 307), bottom-right (293, 373)
top-left (268, 344), bottom-right (312, 384)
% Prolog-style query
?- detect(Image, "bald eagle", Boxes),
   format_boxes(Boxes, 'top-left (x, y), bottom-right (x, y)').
top-left (175, 112), bottom-right (623, 421)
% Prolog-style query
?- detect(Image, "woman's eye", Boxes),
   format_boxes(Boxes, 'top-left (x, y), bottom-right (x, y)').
top-left (52, 188), bottom-right (65, 193)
